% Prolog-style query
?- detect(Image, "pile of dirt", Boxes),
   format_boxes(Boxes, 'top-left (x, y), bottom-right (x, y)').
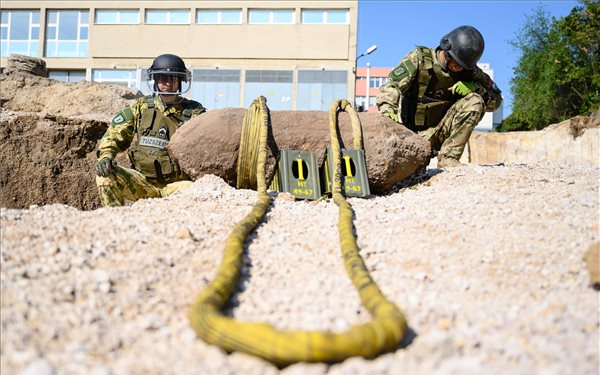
top-left (0, 57), bottom-right (141, 210)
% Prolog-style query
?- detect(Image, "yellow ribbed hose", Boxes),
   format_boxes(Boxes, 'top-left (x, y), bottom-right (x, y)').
top-left (189, 97), bottom-right (407, 366)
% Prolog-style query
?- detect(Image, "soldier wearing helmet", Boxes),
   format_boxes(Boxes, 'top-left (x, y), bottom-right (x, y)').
top-left (95, 54), bottom-right (206, 206)
top-left (376, 25), bottom-right (502, 168)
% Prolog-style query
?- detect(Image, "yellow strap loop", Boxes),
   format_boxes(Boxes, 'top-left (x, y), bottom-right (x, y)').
top-left (189, 98), bottom-right (408, 366)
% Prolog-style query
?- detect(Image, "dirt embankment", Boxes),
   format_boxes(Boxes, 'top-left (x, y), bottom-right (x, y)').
top-left (0, 68), bottom-right (141, 210)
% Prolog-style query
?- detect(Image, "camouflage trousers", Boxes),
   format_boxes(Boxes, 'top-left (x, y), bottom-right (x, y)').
top-left (418, 92), bottom-right (485, 160)
top-left (96, 166), bottom-right (193, 207)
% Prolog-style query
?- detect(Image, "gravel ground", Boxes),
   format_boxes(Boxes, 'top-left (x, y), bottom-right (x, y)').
top-left (1, 162), bottom-right (598, 375)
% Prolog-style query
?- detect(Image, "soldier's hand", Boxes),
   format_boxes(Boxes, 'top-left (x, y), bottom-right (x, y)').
top-left (382, 111), bottom-right (399, 123)
top-left (450, 81), bottom-right (476, 96)
top-left (96, 158), bottom-right (116, 177)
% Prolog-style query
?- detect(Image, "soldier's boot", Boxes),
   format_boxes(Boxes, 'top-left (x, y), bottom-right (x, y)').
top-left (437, 156), bottom-right (463, 168)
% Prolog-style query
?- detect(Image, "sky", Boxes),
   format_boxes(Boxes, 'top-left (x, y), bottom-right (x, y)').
top-left (356, 0), bottom-right (581, 117)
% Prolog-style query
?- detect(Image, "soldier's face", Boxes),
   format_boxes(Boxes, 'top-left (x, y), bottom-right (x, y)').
top-left (156, 75), bottom-right (180, 93)
top-left (447, 58), bottom-right (464, 73)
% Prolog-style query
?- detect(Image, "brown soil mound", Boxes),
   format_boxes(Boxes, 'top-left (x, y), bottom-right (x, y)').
top-left (0, 70), bottom-right (141, 210)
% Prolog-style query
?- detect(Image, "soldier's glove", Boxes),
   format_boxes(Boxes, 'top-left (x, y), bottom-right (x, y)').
top-left (96, 158), bottom-right (117, 177)
top-left (382, 111), bottom-right (399, 123)
top-left (450, 81), bottom-right (476, 96)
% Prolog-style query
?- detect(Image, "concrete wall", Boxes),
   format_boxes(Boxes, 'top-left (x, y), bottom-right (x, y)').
top-left (461, 116), bottom-right (600, 167)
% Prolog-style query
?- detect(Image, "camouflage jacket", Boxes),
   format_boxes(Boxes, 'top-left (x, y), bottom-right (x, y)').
top-left (376, 46), bottom-right (502, 128)
top-left (97, 95), bottom-right (205, 181)
top-left (97, 95), bottom-right (205, 161)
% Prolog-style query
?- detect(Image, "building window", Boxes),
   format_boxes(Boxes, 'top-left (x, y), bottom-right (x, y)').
top-left (301, 9), bottom-right (348, 24)
top-left (1, 10), bottom-right (40, 57)
top-left (369, 77), bottom-right (388, 89)
top-left (248, 10), bottom-right (294, 24)
top-left (355, 96), bottom-right (366, 111)
top-left (49, 70), bottom-right (86, 83)
top-left (95, 10), bottom-right (139, 24)
top-left (245, 70), bottom-right (293, 110)
top-left (45, 10), bottom-right (89, 57)
top-left (145, 10), bottom-right (190, 24)
top-left (196, 10), bottom-right (241, 24)
top-left (192, 69), bottom-right (241, 110)
top-left (93, 69), bottom-right (137, 88)
top-left (297, 70), bottom-right (347, 111)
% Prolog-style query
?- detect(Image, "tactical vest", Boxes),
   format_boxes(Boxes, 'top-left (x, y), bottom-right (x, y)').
top-left (401, 47), bottom-right (457, 129)
top-left (128, 96), bottom-right (195, 183)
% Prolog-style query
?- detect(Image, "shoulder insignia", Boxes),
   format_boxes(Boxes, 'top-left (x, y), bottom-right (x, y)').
top-left (389, 59), bottom-right (417, 82)
top-left (111, 107), bottom-right (134, 126)
top-left (111, 114), bottom-right (125, 125)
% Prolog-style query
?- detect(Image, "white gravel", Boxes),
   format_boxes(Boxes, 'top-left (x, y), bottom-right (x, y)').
top-left (1, 162), bottom-right (598, 375)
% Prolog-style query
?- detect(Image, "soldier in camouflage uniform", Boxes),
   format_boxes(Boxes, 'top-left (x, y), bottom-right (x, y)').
top-left (95, 54), bottom-right (206, 206)
top-left (376, 25), bottom-right (502, 168)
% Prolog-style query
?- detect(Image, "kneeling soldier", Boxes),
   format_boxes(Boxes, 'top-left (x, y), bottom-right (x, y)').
top-left (376, 25), bottom-right (502, 168)
top-left (95, 54), bottom-right (206, 206)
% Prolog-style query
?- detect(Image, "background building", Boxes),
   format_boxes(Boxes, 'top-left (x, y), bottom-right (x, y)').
top-left (1, 0), bottom-right (358, 111)
top-left (354, 63), bottom-right (501, 131)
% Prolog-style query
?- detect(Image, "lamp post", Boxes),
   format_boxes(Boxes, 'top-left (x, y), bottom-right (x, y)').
top-left (353, 44), bottom-right (377, 110)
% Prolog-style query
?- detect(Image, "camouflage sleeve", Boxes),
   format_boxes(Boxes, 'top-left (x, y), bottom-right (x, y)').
top-left (376, 49), bottom-right (419, 115)
top-left (471, 67), bottom-right (503, 112)
top-left (190, 102), bottom-right (207, 118)
top-left (96, 102), bottom-right (138, 160)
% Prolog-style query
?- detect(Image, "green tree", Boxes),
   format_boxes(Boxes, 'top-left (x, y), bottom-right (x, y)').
top-left (498, 0), bottom-right (600, 132)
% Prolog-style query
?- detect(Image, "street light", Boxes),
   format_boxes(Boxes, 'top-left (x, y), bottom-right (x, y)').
top-left (353, 44), bottom-right (377, 110)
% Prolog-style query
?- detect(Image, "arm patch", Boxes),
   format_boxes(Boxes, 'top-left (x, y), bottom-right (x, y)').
top-left (111, 107), bottom-right (134, 126)
top-left (389, 59), bottom-right (417, 82)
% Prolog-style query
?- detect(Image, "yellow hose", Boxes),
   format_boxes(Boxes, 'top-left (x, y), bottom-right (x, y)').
top-left (189, 97), bottom-right (408, 366)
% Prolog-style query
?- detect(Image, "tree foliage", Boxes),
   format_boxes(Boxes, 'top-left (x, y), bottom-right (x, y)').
top-left (498, 0), bottom-right (600, 132)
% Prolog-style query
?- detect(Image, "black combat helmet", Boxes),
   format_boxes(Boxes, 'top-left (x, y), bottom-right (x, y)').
top-left (146, 53), bottom-right (191, 95)
top-left (439, 25), bottom-right (484, 70)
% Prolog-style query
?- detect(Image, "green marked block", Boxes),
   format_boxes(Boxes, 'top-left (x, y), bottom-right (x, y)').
top-left (270, 150), bottom-right (322, 200)
top-left (321, 147), bottom-right (371, 197)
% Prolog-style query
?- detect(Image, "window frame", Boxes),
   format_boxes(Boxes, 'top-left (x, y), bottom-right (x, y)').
top-left (248, 9), bottom-right (295, 24)
top-left (145, 9), bottom-right (190, 25)
top-left (196, 9), bottom-right (242, 24)
top-left (0, 9), bottom-right (40, 57)
top-left (44, 9), bottom-right (89, 58)
top-left (301, 9), bottom-right (349, 24)
top-left (95, 9), bottom-right (140, 25)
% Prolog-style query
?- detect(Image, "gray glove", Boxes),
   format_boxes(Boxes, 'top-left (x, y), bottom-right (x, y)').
top-left (96, 158), bottom-right (116, 177)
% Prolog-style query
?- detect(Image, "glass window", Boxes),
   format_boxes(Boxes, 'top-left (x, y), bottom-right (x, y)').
top-left (10, 11), bottom-right (29, 40)
top-left (355, 96), bottom-right (366, 110)
top-left (326, 10), bottom-right (348, 24)
top-left (145, 10), bottom-right (189, 24)
top-left (96, 10), bottom-right (139, 24)
top-left (245, 70), bottom-right (293, 110)
top-left (58, 11), bottom-right (79, 39)
top-left (45, 10), bottom-right (88, 57)
top-left (1, 10), bottom-right (41, 57)
top-left (191, 69), bottom-right (241, 110)
top-left (221, 10), bottom-right (241, 24)
top-left (273, 10), bottom-right (293, 24)
top-left (297, 70), bottom-right (347, 111)
top-left (197, 10), bottom-right (217, 24)
top-left (248, 9), bottom-right (294, 24)
top-left (301, 10), bottom-right (323, 24)
top-left (197, 9), bottom-right (241, 24)
top-left (93, 69), bottom-right (137, 88)
top-left (169, 10), bottom-right (189, 24)
top-left (369, 77), bottom-right (388, 89)
top-left (120, 10), bottom-right (139, 24)
top-left (301, 9), bottom-right (348, 24)
top-left (49, 70), bottom-right (86, 83)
